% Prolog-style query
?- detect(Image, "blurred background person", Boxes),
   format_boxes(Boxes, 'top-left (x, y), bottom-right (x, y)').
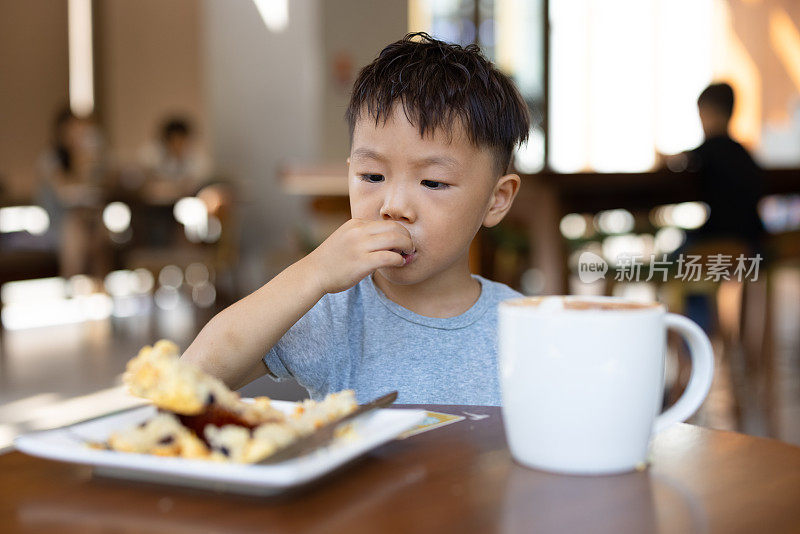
top-left (135, 116), bottom-right (212, 248)
top-left (138, 116), bottom-right (211, 203)
top-left (36, 107), bottom-right (110, 280)
top-left (663, 83), bottom-right (770, 427)
top-left (691, 82), bottom-right (766, 251)
top-left (668, 82), bottom-right (766, 254)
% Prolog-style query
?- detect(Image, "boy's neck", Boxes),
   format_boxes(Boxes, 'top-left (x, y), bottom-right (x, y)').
top-left (371, 260), bottom-right (481, 319)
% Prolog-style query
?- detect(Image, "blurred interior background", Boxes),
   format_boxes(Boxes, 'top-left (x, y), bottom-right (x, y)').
top-left (0, 0), bottom-right (798, 451)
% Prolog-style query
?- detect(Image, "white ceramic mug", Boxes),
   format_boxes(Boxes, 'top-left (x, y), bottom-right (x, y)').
top-left (499, 296), bottom-right (714, 475)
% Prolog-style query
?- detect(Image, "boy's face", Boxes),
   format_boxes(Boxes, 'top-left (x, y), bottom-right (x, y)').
top-left (348, 105), bottom-right (500, 287)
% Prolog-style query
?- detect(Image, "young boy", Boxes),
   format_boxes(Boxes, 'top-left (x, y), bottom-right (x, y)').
top-left (181, 33), bottom-right (530, 406)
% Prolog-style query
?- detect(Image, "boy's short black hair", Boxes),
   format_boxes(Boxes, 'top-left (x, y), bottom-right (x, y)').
top-left (346, 32), bottom-right (530, 175)
top-left (697, 83), bottom-right (735, 119)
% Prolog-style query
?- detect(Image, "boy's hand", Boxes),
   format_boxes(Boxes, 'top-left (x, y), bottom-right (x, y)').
top-left (304, 219), bottom-right (414, 294)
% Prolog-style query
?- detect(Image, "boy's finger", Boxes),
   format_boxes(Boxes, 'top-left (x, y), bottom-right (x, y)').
top-left (362, 220), bottom-right (412, 237)
top-left (369, 250), bottom-right (406, 268)
top-left (365, 233), bottom-right (415, 254)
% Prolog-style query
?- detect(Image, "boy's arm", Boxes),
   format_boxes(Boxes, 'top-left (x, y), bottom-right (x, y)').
top-left (234, 359), bottom-right (271, 391)
top-left (180, 257), bottom-right (324, 389)
top-left (180, 219), bottom-right (414, 390)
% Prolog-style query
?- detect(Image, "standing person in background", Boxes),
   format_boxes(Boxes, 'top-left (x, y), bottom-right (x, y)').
top-left (663, 84), bottom-right (768, 427)
top-left (37, 107), bottom-right (110, 280)
top-left (684, 83), bottom-right (766, 252)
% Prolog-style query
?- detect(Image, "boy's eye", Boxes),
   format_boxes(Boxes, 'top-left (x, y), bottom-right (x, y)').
top-left (421, 180), bottom-right (449, 190)
top-left (359, 174), bottom-right (384, 183)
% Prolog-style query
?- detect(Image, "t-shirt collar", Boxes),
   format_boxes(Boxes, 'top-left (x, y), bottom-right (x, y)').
top-left (366, 273), bottom-right (491, 329)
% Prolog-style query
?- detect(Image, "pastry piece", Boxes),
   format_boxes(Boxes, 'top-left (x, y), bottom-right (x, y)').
top-left (111, 340), bottom-right (359, 463)
top-left (204, 422), bottom-right (298, 463)
top-left (107, 412), bottom-right (210, 459)
top-left (204, 424), bottom-right (252, 462)
top-left (123, 340), bottom-right (283, 427)
top-left (289, 390), bottom-right (358, 436)
top-left (201, 390), bottom-right (358, 463)
top-left (123, 340), bottom-right (237, 415)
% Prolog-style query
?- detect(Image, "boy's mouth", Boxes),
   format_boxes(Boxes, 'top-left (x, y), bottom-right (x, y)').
top-left (391, 248), bottom-right (417, 266)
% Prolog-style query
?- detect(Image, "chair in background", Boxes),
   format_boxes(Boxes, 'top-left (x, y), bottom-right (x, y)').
top-left (660, 238), bottom-right (775, 437)
top-left (121, 181), bottom-right (240, 307)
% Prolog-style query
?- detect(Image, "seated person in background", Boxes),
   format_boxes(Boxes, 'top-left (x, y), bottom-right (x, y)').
top-left (37, 107), bottom-right (110, 279)
top-left (181, 33), bottom-right (529, 405)
top-left (668, 83), bottom-right (766, 253)
top-left (139, 116), bottom-right (211, 203)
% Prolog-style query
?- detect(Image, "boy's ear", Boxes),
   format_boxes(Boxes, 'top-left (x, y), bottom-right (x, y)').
top-left (482, 173), bottom-right (521, 228)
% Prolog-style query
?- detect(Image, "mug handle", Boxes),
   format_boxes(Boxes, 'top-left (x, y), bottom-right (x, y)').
top-left (653, 313), bottom-right (715, 434)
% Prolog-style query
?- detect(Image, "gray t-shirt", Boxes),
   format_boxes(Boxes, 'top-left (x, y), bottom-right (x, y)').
top-left (263, 274), bottom-right (522, 406)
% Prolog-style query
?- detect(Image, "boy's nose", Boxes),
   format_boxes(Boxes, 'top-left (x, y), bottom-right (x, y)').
top-left (380, 187), bottom-right (415, 223)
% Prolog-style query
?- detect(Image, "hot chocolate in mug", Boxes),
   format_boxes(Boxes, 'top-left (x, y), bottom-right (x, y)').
top-left (499, 296), bottom-right (714, 475)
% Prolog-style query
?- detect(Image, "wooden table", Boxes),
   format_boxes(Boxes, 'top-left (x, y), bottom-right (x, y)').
top-left (2, 405), bottom-right (799, 533)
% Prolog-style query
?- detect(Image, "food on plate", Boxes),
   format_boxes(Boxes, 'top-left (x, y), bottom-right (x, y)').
top-left (106, 412), bottom-right (209, 459)
top-left (124, 339), bottom-right (255, 417)
top-left (100, 340), bottom-right (357, 463)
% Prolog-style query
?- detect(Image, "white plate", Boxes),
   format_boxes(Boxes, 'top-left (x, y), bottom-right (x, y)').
top-left (14, 400), bottom-right (427, 495)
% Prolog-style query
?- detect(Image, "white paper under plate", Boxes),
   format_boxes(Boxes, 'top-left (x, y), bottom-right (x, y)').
top-left (14, 400), bottom-right (427, 496)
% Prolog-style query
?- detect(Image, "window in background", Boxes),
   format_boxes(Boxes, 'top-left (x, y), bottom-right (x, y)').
top-left (411, 0), bottom-right (800, 173)
top-left (496, 0), bottom-right (546, 173)
top-left (408, 0), bottom-right (546, 172)
top-left (409, 0), bottom-right (479, 48)
top-left (549, 0), bottom-right (800, 173)
top-left (549, 0), bottom-right (714, 173)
